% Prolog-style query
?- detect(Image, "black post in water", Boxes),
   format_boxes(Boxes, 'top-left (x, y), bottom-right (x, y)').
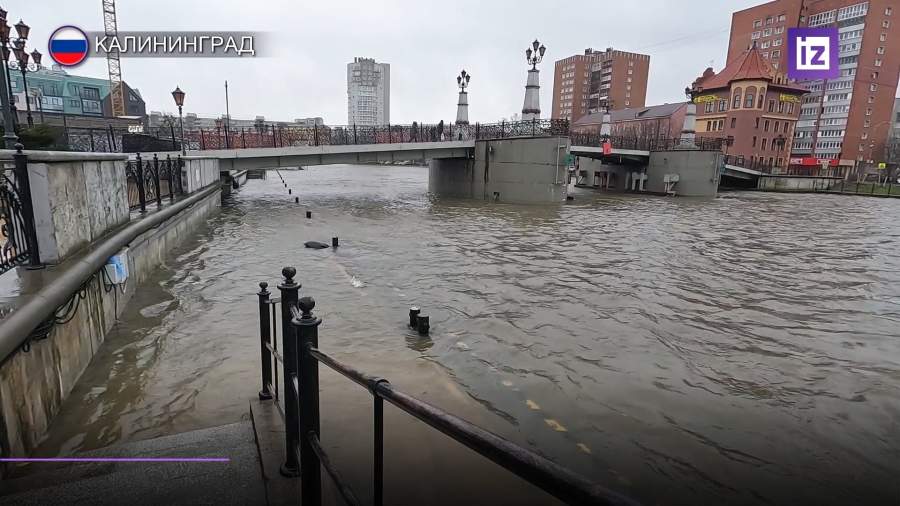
top-left (409, 306), bottom-right (420, 327)
top-left (306, 211), bottom-right (312, 219)
top-left (332, 237), bottom-right (339, 248)
top-left (278, 267), bottom-right (302, 477)
top-left (13, 145), bottom-right (42, 268)
top-left (294, 296), bottom-right (323, 506)
top-left (295, 197), bottom-right (299, 203)
top-left (289, 189), bottom-right (292, 195)
top-left (135, 153), bottom-right (147, 213)
top-left (152, 155), bottom-right (163, 207)
top-left (417, 315), bottom-right (430, 335)
top-left (258, 282), bottom-right (273, 400)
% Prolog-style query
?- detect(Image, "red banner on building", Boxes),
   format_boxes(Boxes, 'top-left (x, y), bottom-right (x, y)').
top-left (790, 157), bottom-right (839, 166)
top-left (602, 142), bottom-right (612, 155)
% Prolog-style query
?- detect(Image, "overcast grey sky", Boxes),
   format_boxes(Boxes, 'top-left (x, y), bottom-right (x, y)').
top-left (13, 0), bottom-right (762, 124)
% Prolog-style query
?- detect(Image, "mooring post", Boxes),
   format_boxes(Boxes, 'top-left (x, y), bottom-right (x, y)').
top-left (332, 237), bottom-right (339, 248)
top-left (408, 306), bottom-right (420, 327)
top-left (258, 282), bottom-right (273, 400)
top-left (417, 315), bottom-right (430, 335)
top-left (306, 211), bottom-right (312, 219)
top-left (295, 197), bottom-right (299, 203)
top-left (278, 267), bottom-right (301, 477)
top-left (294, 296), bottom-right (323, 506)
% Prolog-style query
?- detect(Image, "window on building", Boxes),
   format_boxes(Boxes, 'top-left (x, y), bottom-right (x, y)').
top-left (877, 46), bottom-right (885, 54)
top-left (884, 20), bottom-right (892, 28)
top-left (731, 117), bottom-right (736, 128)
top-left (733, 88), bottom-right (742, 109)
top-left (871, 83), bottom-right (878, 91)
top-left (69, 99), bottom-right (80, 107)
top-left (754, 19), bottom-right (762, 28)
top-left (752, 136), bottom-right (757, 147)
top-left (755, 117), bottom-right (760, 128)
top-left (764, 28), bottom-right (772, 36)
top-left (881, 33), bottom-right (888, 42)
top-left (705, 102), bottom-right (714, 113)
top-left (779, 14), bottom-right (786, 22)
top-left (745, 89), bottom-right (756, 109)
top-left (762, 138), bottom-right (768, 150)
top-left (887, 7), bottom-right (893, 15)
top-left (766, 16), bottom-right (773, 25)
top-left (764, 119), bottom-right (770, 132)
top-left (775, 26), bottom-right (784, 34)
top-left (752, 31), bottom-right (761, 39)
top-left (868, 96), bottom-right (875, 103)
top-left (758, 90), bottom-right (765, 109)
top-left (774, 120), bottom-right (780, 132)
top-left (875, 58), bottom-right (883, 66)
top-left (719, 100), bottom-right (727, 112)
top-left (773, 40), bottom-right (782, 48)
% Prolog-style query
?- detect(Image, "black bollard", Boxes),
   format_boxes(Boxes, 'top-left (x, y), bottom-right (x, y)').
top-left (295, 197), bottom-right (299, 203)
top-left (408, 306), bottom-right (420, 327)
top-left (288, 189), bottom-right (292, 194)
top-left (416, 315), bottom-right (430, 335)
top-left (332, 237), bottom-right (339, 248)
top-left (306, 211), bottom-right (312, 219)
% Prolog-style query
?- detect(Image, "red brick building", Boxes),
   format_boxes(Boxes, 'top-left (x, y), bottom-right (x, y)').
top-left (692, 44), bottom-right (808, 170)
top-left (551, 48), bottom-right (650, 123)
top-left (729, 0), bottom-right (900, 174)
top-left (572, 102), bottom-right (688, 143)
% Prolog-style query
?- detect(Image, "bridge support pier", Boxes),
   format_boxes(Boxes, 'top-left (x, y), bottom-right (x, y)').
top-left (428, 137), bottom-right (569, 204)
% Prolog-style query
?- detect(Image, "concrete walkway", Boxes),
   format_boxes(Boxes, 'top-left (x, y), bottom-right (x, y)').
top-left (0, 419), bottom-right (267, 505)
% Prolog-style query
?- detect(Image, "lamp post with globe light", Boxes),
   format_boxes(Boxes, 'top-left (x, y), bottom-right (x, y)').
top-left (521, 39), bottom-right (545, 121)
top-left (455, 70), bottom-right (470, 126)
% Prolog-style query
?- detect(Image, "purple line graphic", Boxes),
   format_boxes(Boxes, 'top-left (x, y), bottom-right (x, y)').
top-left (0, 457), bottom-right (230, 462)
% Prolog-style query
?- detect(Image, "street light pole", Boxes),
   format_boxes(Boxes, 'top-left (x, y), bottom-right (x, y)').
top-left (522, 39), bottom-right (545, 121)
top-left (171, 86), bottom-right (186, 155)
top-left (0, 10), bottom-right (17, 148)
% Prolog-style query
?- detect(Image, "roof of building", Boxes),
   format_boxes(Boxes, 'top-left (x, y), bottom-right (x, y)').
top-left (692, 43), bottom-right (806, 93)
top-left (574, 102), bottom-right (688, 126)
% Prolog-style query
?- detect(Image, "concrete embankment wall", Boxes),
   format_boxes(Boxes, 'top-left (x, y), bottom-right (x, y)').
top-left (0, 152), bottom-right (222, 473)
top-left (429, 137), bottom-right (569, 203)
top-left (758, 175), bottom-right (842, 191)
top-left (646, 150), bottom-right (722, 197)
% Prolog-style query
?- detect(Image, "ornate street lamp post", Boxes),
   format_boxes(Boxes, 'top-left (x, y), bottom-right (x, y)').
top-left (171, 86), bottom-right (186, 155)
top-left (455, 69), bottom-right (470, 126)
top-left (6, 18), bottom-right (37, 128)
top-left (680, 86), bottom-right (698, 148)
top-left (0, 8), bottom-right (20, 147)
top-left (521, 39), bottom-right (545, 121)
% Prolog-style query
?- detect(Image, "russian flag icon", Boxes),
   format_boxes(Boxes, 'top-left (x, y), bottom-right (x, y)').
top-left (48, 26), bottom-right (89, 67)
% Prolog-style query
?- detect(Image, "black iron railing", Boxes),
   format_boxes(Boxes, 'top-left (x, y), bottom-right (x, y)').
top-left (194, 119), bottom-right (570, 151)
top-left (125, 153), bottom-right (185, 212)
top-left (570, 133), bottom-right (726, 152)
top-left (257, 267), bottom-right (639, 506)
top-left (67, 126), bottom-right (184, 153)
top-left (0, 144), bottom-right (41, 275)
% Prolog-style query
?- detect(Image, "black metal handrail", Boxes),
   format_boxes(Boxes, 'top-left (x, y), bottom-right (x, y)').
top-left (195, 119), bottom-right (570, 150)
top-left (0, 144), bottom-right (41, 275)
top-left (257, 267), bottom-right (639, 506)
top-left (125, 153), bottom-right (186, 212)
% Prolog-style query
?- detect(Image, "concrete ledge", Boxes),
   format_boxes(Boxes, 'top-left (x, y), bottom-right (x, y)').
top-left (0, 150), bottom-right (128, 162)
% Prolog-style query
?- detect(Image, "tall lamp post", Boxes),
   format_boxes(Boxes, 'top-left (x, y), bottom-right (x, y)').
top-left (681, 86), bottom-right (698, 148)
top-left (0, 8), bottom-right (25, 147)
top-left (455, 69), bottom-right (470, 126)
top-left (171, 86), bottom-right (186, 155)
top-left (521, 39), bottom-right (545, 121)
top-left (10, 44), bottom-right (40, 127)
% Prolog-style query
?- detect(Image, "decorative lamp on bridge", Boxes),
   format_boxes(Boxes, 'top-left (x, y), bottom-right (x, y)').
top-left (455, 69), bottom-right (471, 126)
top-left (172, 86), bottom-right (186, 155)
top-left (6, 18), bottom-right (39, 128)
top-left (521, 39), bottom-right (545, 121)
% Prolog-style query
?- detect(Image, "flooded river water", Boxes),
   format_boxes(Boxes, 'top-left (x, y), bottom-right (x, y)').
top-left (37, 164), bottom-right (900, 505)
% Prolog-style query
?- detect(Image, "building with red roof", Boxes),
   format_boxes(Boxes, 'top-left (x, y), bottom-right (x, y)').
top-left (691, 43), bottom-right (807, 172)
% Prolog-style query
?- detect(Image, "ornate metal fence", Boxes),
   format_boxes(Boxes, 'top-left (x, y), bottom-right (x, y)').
top-left (570, 132), bottom-right (725, 152)
top-left (125, 153), bottom-right (185, 212)
top-left (191, 119), bottom-right (571, 151)
top-left (256, 267), bottom-right (639, 506)
top-left (0, 145), bottom-right (41, 275)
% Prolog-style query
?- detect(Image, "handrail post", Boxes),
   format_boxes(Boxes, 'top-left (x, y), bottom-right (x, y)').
top-left (166, 155), bottom-right (175, 202)
top-left (152, 154), bottom-right (163, 207)
top-left (258, 282), bottom-right (273, 400)
top-left (278, 266), bottom-right (302, 477)
top-left (135, 153), bottom-right (147, 213)
top-left (176, 156), bottom-right (185, 195)
top-left (13, 144), bottom-right (41, 268)
top-left (353, 124), bottom-right (358, 145)
top-left (293, 296), bottom-right (322, 506)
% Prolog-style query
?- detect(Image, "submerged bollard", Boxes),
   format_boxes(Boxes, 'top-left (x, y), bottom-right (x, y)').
top-left (288, 189), bottom-right (292, 195)
top-left (416, 315), bottom-right (430, 335)
top-left (408, 306), bottom-right (420, 327)
top-left (332, 237), bottom-right (339, 248)
top-left (306, 211), bottom-right (312, 219)
top-left (295, 197), bottom-right (299, 203)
